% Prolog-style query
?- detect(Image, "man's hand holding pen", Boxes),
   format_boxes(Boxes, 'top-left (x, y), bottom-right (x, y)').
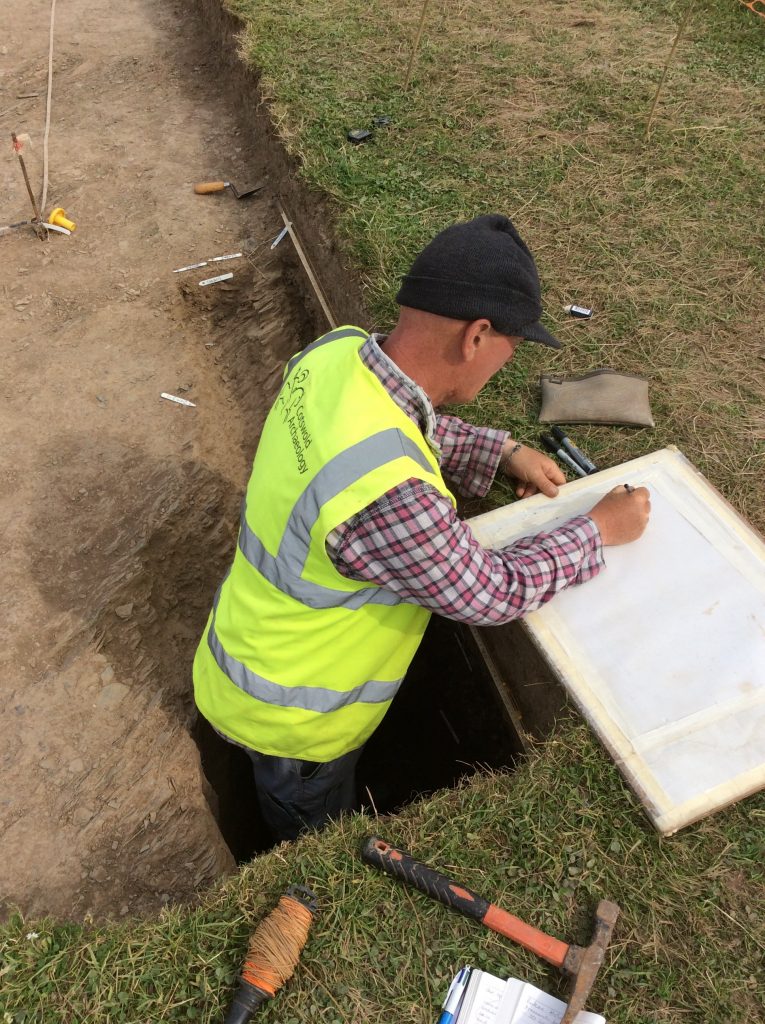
top-left (500, 438), bottom-right (651, 545)
top-left (587, 484), bottom-right (651, 545)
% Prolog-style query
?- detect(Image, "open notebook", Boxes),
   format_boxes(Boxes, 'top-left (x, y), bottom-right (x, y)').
top-left (454, 969), bottom-right (605, 1024)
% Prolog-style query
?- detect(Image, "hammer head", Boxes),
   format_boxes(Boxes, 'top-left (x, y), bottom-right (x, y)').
top-left (560, 900), bottom-right (620, 1024)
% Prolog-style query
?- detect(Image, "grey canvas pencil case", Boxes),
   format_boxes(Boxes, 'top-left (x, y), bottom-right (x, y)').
top-left (539, 369), bottom-right (654, 427)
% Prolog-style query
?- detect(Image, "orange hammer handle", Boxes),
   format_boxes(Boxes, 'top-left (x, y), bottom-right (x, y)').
top-left (361, 837), bottom-right (569, 968)
top-left (483, 903), bottom-right (569, 967)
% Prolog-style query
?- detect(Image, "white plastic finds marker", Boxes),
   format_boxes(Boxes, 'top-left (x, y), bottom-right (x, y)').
top-left (173, 261), bottom-right (208, 273)
top-left (199, 272), bottom-right (234, 287)
top-left (271, 224), bottom-right (290, 249)
top-left (174, 255), bottom-right (241, 273)
top-left (161, 392), bottom-right (196, 407)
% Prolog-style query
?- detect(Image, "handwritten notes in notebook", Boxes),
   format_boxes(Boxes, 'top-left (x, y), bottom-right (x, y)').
top-left (453, 970), bottom-right (605, 1024)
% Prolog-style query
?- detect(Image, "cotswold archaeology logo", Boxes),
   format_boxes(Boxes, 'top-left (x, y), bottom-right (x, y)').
top-left (277, 367), bottom-right (312, 475)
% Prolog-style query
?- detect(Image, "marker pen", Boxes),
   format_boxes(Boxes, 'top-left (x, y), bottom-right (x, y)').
top-left (550, 426), bottom-right (598, 474)
top-left (540, 434), bottom-right (588, 477)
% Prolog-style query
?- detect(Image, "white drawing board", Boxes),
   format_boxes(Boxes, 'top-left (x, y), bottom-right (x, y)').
top-left (468, 447), bottom-right (765, 835)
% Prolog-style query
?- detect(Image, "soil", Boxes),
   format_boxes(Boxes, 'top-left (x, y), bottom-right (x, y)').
top-left (0, 0), bottom-right (322, 920)
top-left (0, 0), bottom-right (522, 922)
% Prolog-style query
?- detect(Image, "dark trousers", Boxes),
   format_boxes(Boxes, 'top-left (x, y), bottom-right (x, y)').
top-left (244, 746), bottom-right (363, 843)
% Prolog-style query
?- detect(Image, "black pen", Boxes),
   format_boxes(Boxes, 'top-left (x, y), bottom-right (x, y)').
top-left (540, 433), bottom-right (588, 477)
top-left (550, 426), bottom-right (598, 474)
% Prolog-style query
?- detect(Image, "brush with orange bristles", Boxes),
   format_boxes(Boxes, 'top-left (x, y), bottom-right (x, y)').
top-left (223, 886), bottom-right (317, 1024)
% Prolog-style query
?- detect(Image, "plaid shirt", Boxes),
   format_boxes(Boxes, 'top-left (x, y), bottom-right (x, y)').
top-left (326, 335), bottom-right (604, 626)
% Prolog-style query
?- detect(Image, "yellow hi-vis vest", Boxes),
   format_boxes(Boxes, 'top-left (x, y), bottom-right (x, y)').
top-left (193, 326), bottom-right (456, 762)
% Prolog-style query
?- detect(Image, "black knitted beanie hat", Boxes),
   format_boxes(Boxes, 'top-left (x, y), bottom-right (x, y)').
top-left (395, 214), bottom-right (561, 348)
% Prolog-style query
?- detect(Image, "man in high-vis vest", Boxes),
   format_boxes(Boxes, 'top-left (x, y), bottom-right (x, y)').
top-left (193, 214), bottom-right (650, 842)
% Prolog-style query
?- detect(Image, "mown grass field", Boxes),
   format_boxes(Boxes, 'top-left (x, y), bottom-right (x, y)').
top-left (234, 0), bottom-right (764, 524)
top-left (2, 727), bottom-right (764, 1022)
top-left (2, 1), bottom-right (763, 1021)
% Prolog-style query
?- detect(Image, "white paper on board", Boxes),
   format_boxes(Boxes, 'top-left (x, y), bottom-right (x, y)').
top-left (468, 448), bottom-right (765, 834)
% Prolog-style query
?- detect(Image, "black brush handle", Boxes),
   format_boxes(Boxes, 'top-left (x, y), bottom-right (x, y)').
top-left (361, 836), bottom-right (489, 922)
top-left (223, 981), bottom-right (268, 1024)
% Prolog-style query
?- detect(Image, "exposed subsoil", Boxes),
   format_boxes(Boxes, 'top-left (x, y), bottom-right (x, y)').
top-left (0, 0), bottom-right (325, 920)
top-left (1, 0), bottom-right (522, 921)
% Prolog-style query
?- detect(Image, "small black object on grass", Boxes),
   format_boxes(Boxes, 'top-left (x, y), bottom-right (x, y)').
top-left (372, 115), bottom-right (391, 127)
top-left (347, 128), bottom-right (373, 144)
top-left (563, 303), bottom-right (593, 319)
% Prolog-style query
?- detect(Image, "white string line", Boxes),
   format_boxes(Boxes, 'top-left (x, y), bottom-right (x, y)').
top-left (39, 0), bottom-right (56, 214)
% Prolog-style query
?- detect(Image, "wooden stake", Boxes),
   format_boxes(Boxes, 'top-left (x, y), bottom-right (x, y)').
top-left (11, 132), bottom-right (44, 235)
top-left (403, 0), bottom-right (432, 92)
top-left (645, 0), bottom-right (698, 139)
top-left (279, 207), bottom-right (337, 328)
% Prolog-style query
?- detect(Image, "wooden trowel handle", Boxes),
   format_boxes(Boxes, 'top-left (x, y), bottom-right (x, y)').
top-left (361, 836), bottom-right (570, 968)
top-left (194, 181), bottom-right (227, 194)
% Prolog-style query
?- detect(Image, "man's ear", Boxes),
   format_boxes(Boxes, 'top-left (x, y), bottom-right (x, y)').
top-left (460, 318), bottom-right (494, 362)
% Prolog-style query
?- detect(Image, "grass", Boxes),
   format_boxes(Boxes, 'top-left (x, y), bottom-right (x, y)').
top-left (1, 725), bottom-right (763, 1022)
top-left (2, 1), bottom-right (764, 1020)
top-left (230, 0), bottom-right (765, 528)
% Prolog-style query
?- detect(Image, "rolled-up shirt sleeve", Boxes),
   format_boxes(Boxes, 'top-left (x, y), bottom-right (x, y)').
top-left (433, 414), bottom-right (509, 498)
top-left (328, 481), bottom-right (605, 626)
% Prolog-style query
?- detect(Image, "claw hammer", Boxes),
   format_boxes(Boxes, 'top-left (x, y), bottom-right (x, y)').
top-left (361, 837), bottom-right (619, 1024)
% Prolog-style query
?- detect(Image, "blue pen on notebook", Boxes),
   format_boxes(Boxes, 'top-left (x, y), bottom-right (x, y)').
top-left (437, 966), bottom-right (471, 1024)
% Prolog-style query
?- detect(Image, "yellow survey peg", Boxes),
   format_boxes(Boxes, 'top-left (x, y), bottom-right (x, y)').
top-left (48, 207), bottom-right (76, 232)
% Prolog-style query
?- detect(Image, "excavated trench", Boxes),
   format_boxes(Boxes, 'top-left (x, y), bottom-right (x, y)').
top-left (106, 0), bottom-right (564, 867)
top-left (194, 617), bottom-right (525, 862)
top-left (170, 0), bottom-right (560, 863)
top-left (83, 0), bottom-right (534, 867)
top-left (1, 0), bottom-right (567, 919)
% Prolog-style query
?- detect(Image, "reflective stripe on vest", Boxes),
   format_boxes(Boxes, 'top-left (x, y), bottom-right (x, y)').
top-left (193, 326), bottom-right (456, 760)
top-left (207, 591), bottom-right (401, 712)
top-left (284, 325), bottom-right (363, 376)
top-left (236, 427), bottom-right (435, 610)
